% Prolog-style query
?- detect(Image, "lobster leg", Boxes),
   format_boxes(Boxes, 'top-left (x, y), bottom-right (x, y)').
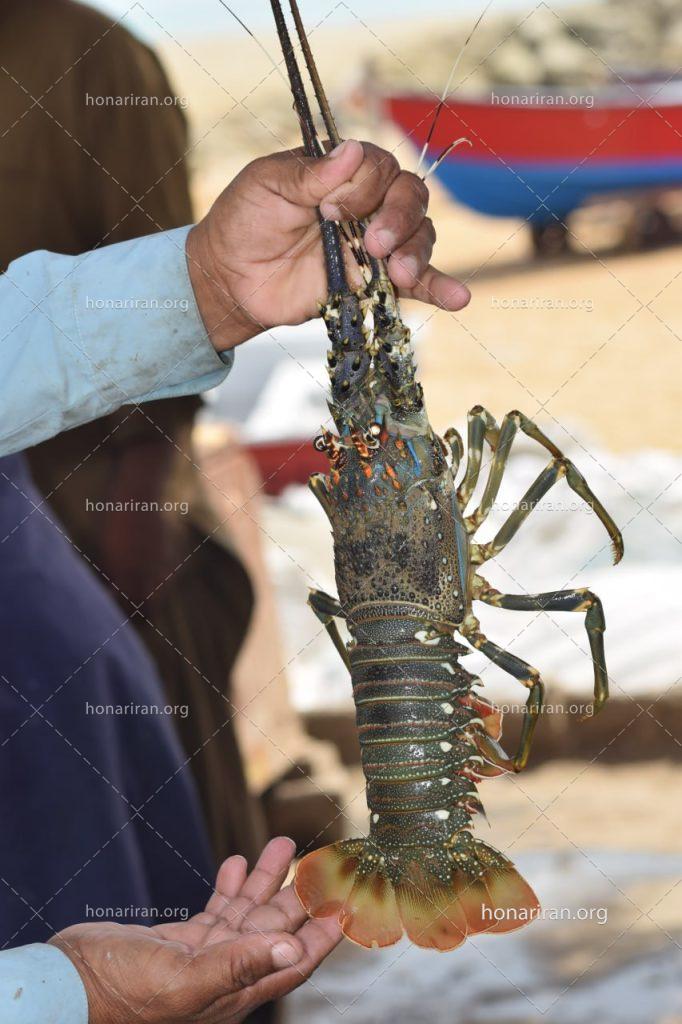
top-left (308, 589), bottom-right (351, 671)
top-left (477, 585), bottom-right (608, 715)
top-left (464, 410), bottom-right (623, 562)
top-left (309, 473), bottom-right (332, 517)
top-left (443, 427), bottom-right (464, 478)
top-left (456, 405), bottom-right (499, 509)
top-left (460, 619), bottom-right (544, 771)
top-left (472, 455), bottom-right (568, 556)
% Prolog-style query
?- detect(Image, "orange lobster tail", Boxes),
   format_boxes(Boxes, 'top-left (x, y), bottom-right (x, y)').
top-left (295, 839), bottom-right (540, 951)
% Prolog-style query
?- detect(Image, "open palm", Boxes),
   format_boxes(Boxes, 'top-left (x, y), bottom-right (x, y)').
top-left (51, 838), bottom-right (339, 1024)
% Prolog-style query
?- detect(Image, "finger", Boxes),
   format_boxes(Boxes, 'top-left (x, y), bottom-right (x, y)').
top-left (238, 837), bottom-right (296, 907)
top-left (398, 263), bottom-right (471, 311)
top-left (384, 218), bottom-right (436, 290)
top-left (198, 931), bottom-right (305, 1000)
top-left (205, 855), bottom-right (248, 916)
top-left (252, 916), bottom-right (343, 1003)
top-left (319, 141), bottom-right (400, 221)
top-left (261, 140), bottom-right (365, 209)
top-left (240, 884), bottom-right (307, 935)
top-left (364, 171), bottom-right (430, 257)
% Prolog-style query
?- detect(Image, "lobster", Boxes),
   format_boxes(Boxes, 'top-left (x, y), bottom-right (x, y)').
top-left (268, 0), bottom-right (624, 951)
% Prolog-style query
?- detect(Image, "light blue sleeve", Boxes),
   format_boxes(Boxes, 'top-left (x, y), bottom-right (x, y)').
top-left (0, 944), bottom-right (88, 1024)
top-left (0, 225), bottom-right (233, 456)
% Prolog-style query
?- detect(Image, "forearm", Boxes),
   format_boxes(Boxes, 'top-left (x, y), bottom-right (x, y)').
top-left (0, 226), bottom-right (232, 457)
top-left (0, 944), bottom-right (87, 1024)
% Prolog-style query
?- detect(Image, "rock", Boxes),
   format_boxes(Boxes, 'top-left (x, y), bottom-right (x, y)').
top-left (486, 37), bottom-right (542, 85)
top-left (661, 19), bottom-right (682, 64)
top-left (537, 34), bottom-right (604, 84)
top-left (518, 6), bottom-right (565, 48)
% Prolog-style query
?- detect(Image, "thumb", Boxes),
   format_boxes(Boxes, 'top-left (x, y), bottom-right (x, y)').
top-left (201, 932), bottom-right (305, 997)
top-left (268, 139), bottom-right (365, 208)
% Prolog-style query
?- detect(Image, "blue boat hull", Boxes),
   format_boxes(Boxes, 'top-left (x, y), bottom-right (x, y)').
top-left (433, 157), bottom-right (682, 223)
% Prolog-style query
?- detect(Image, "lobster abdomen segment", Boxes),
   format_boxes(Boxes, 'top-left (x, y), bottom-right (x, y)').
top-left (350, 622), bottom-right (480, 849)
top-left (293, 613), bottom-right (540, 950)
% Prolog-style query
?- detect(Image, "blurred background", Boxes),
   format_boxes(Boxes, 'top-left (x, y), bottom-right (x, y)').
top-left (91, 0), bottom-right (682, 1020)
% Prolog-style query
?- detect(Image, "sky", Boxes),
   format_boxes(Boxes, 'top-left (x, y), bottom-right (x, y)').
top-left (87, 0), bottom-right (549, 42)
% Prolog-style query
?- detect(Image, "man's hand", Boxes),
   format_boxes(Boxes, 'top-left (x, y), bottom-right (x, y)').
top-left (49, 838), bottom-right (339, 1024)
top-left (187, 139), bottom-right (470, 351)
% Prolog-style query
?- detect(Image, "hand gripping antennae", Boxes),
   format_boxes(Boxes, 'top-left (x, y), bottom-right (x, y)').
top-left (269, 0), bottom-right (371, 419)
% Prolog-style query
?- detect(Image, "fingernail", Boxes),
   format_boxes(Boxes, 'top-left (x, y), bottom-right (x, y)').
top-left (328, 139), bottom-right (350, 159)
top-left (272, 942), bottom-right (302, 970)
top-left (374, 227), bottom-right (395, 253)
top-left (400, 255), bottom-right (419, 279)
top-left (320, 201), bottom-right (341, 221)
top-left (455, 283), bottom-right (471, 306)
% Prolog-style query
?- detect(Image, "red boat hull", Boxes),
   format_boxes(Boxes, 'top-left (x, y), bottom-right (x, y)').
top-left (385, 91), bottom-right (682, 221)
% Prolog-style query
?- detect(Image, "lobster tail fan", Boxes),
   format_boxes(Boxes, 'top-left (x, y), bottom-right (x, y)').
top-left (341, 871), bottom-right (403, 948)
top-left (395, 865), bottom-right (468, 950)
top-left (294, 840), bottom-right (361, 918)
top-left (481, 862), bottom-right (541, 933)
top-left (295, 839), bottom-right (540, 951)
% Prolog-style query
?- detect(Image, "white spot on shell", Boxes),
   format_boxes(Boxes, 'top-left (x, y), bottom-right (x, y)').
top-left (372, 813), bottom-right (380, 823)
top-left (440, 741), bottom-right (453, 752)
top-left (440, 777), bottom-right (451, 785)
top-left (435, 809), bottom-right (450, 820)
top-left (441, 662), bottom-right (455, 675)
top-left (430, 499), bottom-right (437, 510)
top-left (441, 702), bottom-right (454, 714)
top-left (415, 630), bottom-right (440, 646)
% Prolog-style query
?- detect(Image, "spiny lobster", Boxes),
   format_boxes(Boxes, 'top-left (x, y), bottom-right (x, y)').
top-left (269, 0), bottom-right (623, 951)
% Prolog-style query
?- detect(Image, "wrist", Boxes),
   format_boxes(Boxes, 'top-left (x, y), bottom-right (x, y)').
top-left (48, 932), bottom-right (115, 1024)
top-left (186, 222), bottom-right (259, 352)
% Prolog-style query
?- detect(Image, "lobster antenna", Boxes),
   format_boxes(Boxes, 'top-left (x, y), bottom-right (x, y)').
top-left (415, 0), bottom-right (494, 174)
top-left (269, 0), bottom-right (356, 299)
top-left (215, 0), bottom-right (288, 85)
top-left (288, 0), bottom-right (373, 275)
top-left (422, 136), bottom-right (472, 180)
top-left (288, 0), bottom-right (340, 144)
top-left (268, 0), bottom-right (323, 157)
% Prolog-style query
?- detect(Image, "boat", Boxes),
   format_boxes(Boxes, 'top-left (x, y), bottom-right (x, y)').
top-left (384, 82), bottom-right (682, 252)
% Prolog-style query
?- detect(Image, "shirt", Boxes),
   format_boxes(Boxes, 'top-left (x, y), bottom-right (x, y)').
top-left (0, 223), bottom-right (232, 1021)
top-left (0, 944), bottom-right (87, 1024)
top-left (0, 225), bottom-right (232, 457)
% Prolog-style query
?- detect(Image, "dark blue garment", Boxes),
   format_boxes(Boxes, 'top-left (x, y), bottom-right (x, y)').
top-left (0, 454), bottom-right (214, 948)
